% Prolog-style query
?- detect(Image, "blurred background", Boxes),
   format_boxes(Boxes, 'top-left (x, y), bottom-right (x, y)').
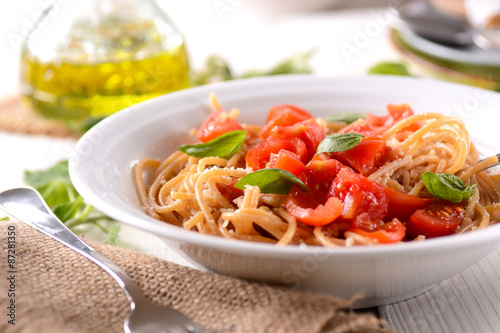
top-left (0, 0), bottom-right (499, 133)
top-left (0, 0), bottom-right (391, 94)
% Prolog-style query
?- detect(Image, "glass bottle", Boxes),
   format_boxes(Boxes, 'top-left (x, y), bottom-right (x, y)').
top-left (20, 0), bottom-right (190, 128)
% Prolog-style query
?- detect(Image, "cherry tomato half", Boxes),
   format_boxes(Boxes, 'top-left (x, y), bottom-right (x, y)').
top-left (366, 103), bottom-right (419, 134)
top-left (259, 104), bottom-right (313, 139)
top-left (338, 118), bottom-right (378, 137)
top-left (266, 150), bottom-right (305, 176)
top-left (301, 157), bottom-right (345, 203)
top-left (349, 213), bottom-right (406, 244)
top-left (284, 186), bottom-right (343, 227)
top-left (329, 168), bottom-right (388, 220)
top-left (406, 201), bottom-right (465, 238)
top-left (339, 104), bottom-right (418, 139)
top-left (246, 138), bottom-right (308, 171)
top-left (196, 109), bottom-right (244, 143)
top-left (269, 118), bottom-right (325, 161)
top-left (215, 180), bottom-right (244, 206)
top-left (383, 187), bottom-right (431, 221)
top-left (325, 137), bottom-right (387, 176)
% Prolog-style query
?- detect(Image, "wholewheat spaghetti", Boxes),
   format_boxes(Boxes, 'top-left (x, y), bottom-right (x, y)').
top-left (134, 96), bottom-right (500, 246)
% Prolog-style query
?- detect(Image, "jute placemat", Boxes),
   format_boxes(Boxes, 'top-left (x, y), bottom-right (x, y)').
top-left (0, 95), bottom-right (75, 137)
top-left (0, 221), bottom-right (388, 333)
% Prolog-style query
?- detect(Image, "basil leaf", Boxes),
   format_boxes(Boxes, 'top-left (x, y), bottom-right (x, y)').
top-left (368, 61), bottom-right (412, 76)
top-left (24, 160), bottom-right (118, 242)
top-left (421, 172), bottom-right (476, 203)
top-left (241, 51), bottom-right (314, 78)
top-left (25, 160), bottom-right (72, 188)
top-left (235, 168), bottom-right (309, 194)
top-left (323, 113), bottom-right (366, 124)
top-left (106, 225), bottom-right (121, 245)
top-left (178, 130), bottom-right (246, 159)
top-left (25, 160), bottom-right (77, 208)
top-left (53, 196), bottom-right (84, 222)
top-left (317, 133), bottom-right (364, 154)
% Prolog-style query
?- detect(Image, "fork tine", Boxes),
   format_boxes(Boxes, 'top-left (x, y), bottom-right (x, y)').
top-left (477, 153), bottom-right (500, 172)
top-left (482, 161), bottom-right (500, 172)
top-left (457, 153), bottom-right (500, 175)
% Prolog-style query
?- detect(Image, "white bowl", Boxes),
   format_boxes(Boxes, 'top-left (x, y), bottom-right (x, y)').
top-left (69, 75), bottom-right (500, 308)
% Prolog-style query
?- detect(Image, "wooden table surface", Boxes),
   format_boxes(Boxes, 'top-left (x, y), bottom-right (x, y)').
top-left (379, 248), bottom-right (500, 333)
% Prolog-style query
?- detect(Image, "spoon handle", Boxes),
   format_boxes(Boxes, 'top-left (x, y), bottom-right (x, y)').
top-left (0, 187), bottom-right (144, 304)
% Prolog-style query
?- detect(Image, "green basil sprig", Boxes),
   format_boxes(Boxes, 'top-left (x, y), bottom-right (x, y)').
top-left (323, 113), bottom-right (366, 124)
top-left (235, 168), bottom-right (309, 194)
top-left (316, 133), bottom-right (364, 154)
top-left (368, 61), bottom-right (412, 76)
top-left (178, 130), bottom-right (246, 159)
top-left (420, 172), bottom-right (476, 203)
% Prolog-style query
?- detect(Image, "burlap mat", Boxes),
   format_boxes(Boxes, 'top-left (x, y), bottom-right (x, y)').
top-left (0, 95), bottom-right (75, 137)
top-left (0, 221), bottom-right (387, 333)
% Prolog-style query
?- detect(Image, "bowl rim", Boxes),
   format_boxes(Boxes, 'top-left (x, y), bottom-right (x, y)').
top-left (69, 74), bottom-right (500, 258)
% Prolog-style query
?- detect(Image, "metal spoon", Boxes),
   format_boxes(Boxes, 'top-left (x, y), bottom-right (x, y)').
top-left (0, 187), bottom-right (211, 333)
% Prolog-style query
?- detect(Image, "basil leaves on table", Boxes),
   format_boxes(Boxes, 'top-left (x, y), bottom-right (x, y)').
top-left (316, 133), bottom-right (364, 154)
top-left (24, 160), bottom-right (120, 244)
top-left (235, 168), bottom-right (309, 194)
top-left (178, 130), bottom-right (246, 159)
top-left (421, 172), bottom-right (476, 203)
top-left (323, 113), bottom-right (366, 124)
top-left (368, 61), bottom-right (412, 76)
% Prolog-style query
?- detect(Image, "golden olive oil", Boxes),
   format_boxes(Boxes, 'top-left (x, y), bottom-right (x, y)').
top-left (20, 18), bottom-right (190, 122)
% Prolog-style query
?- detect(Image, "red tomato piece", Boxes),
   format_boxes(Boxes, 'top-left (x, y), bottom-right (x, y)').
top-left (246, 138), bottom-right (308, 171)
top-left (269, 118), bottom-right (325, 160)
top-left (365, 113), bottom-right (391, 133)
top-left (383, 187), bottom-right (431, 221)
top-left (338, 118), bottom-right (378, 137)
top-left (215, 180), bottom-right (244, 206)
top-left (266, 104), bottom-right (312, 123)
top-left (259, 105), bottom-right (312, 139)
top-left (365, 113), bottom-right (386, 125)
top-left (388, 103), bottom-right (420, 132)
top-left (266, 150), bottom-right (305, 176)
top-left (406, 202), bottom-right (465, 238)
top-left (326, 137), bottom-right (387, 175)
top-left (301, 158), bottom-right (345, 203)
top-left (338, 104), bottom-right (418, 139)
top-left (366, 104), bottom-right (419, 135)
top-left (349, 213), bottom-right (406, 243)
top-left (387, 103), bottom-right (414, 119)
top-left (196, 109), bottom-right (245, 143)
top-left (284, 186), bottom-right (343, 226)
top-left (329, 168), bottom-right (388, 220)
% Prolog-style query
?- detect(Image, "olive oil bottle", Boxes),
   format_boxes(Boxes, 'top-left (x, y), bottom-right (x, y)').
top-left (20, 0), bottom-right (190, 127)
